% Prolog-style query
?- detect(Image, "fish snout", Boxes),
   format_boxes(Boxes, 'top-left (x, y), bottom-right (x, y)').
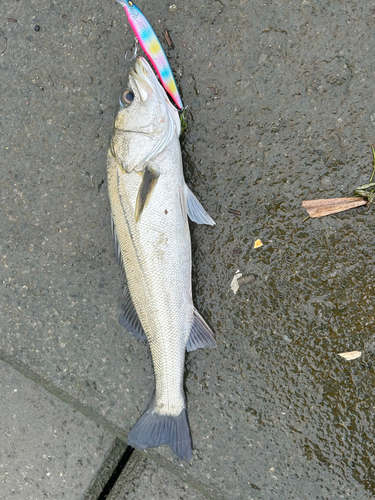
top-left (129, 57), bottom-right (155, 101)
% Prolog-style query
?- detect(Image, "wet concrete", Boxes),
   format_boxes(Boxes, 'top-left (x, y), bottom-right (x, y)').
top-left (1, 0), bottom-right (375, 498)
top-left (0, 360), bottom-right (120, 499)
top-left (106, 450), bottom-right (207, 500)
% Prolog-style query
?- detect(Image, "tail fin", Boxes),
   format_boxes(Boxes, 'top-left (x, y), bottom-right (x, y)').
top-left (127, 399), bottom-right (192, 461)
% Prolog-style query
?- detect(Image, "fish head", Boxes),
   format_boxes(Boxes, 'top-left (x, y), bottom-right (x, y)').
top-left (110, 56), bottom-right (180, 173)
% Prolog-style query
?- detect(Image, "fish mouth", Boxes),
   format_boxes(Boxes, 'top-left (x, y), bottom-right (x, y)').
top-left (132, 57), bottom-right (151, 80)
top-left (129, 57), bottom-right (157, 101)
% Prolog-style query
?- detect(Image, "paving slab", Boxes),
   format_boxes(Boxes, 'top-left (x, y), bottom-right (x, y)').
top-left (0, 360), bottom-right (125, 500)
top-left (1, 0), bottom-right (375, 499)
top-left (107, 450), bottom-right (207, 500)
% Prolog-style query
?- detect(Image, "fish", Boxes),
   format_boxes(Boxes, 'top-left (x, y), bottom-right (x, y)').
top-left (116, 0), bottom-right (184, 110)
top-left (107, 56), bottom-right (216, 461)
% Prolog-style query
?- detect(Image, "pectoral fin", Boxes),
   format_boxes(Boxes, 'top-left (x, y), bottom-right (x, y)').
top-left (135, 166), bottom-right (160, 223)
top-left (184, 184), bottom-right (215, 226)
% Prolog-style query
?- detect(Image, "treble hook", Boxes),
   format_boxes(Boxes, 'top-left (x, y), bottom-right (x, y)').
top-left (125, 37), bottom-right (139, 62)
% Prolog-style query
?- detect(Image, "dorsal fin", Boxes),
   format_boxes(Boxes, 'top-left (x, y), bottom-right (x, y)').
top-left (111, 212), bottom-right (123, 268)
top-left (118, 283), bottom-right (147, 342)
top-left (111, 213), bottom-right (147, 341)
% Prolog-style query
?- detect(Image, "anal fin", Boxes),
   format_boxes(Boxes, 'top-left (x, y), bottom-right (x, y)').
top-left (186, 308), bottom-right (217, 352)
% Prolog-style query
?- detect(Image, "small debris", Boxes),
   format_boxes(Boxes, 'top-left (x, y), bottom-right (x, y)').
top-left (230, 272), bottom-right (257, 293)
top-left (169, 4), bottom-right (177, 11)
top-left (338, 351), bottom-right (362, 361)
top-left (254, 239), bottom-right (263, 249)
top-left (353, 145), bottom-right (375, 204)
top-left (232, 247), bottom-right (242, 255)
top-left (97, 179), bottom-right (105, 194)
top-left (180, 109), bottom-right (187, 133)
top-left (85, 171), bottom-right (94, 187)
top-left (34, 25), bottom-right (41, 32)
top-left (230, 270), bottom-right (242, 294)
top-left (0, 30), bottom-right (7, 56)
top-left (302, 197), bottom-right (367, 218)
top-left (237, 274), bottom-right (257, 286)
top-left (228, 208), bottom-right (241, 216)
top-left (163, 29), bottom-right (174, 49)
top-left (7, 18), bottom-right (17, 23)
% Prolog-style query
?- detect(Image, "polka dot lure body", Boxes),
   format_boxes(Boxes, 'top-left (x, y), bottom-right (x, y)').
top-left (116, 0), bottom-right (183, 110)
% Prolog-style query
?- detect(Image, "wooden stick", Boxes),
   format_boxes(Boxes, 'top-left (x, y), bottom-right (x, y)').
top-left (302, 197), bottom-right (367, 218)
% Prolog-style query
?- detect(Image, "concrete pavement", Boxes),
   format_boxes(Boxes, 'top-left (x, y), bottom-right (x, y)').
top-left (0, 360), bottom-right (123, 500)
top-left (2, 0), bottom-right (375, 498)
top-left (0, 358), bottom-right (208, 499)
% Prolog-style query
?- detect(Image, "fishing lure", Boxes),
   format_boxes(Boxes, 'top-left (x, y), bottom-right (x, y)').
top-left (116, 0), bottom-right (183, 110)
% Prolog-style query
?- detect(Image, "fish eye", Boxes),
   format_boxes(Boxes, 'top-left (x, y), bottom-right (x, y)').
top-left (120, 90), bottom-right (134, 106)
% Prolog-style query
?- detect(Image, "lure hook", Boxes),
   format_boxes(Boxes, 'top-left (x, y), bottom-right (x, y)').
top-left (125, 37), bottom-right (139, 62)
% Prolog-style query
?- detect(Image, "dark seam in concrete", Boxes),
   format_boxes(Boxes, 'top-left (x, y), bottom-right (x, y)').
top-left (0, 349), bottom-right (226, 500)
top-left (83, 438), bottom-right (129, 500)
top-left (97, 446), bottom-right (134, 500)
top-left (0, 348), bottom-right (129, 442)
